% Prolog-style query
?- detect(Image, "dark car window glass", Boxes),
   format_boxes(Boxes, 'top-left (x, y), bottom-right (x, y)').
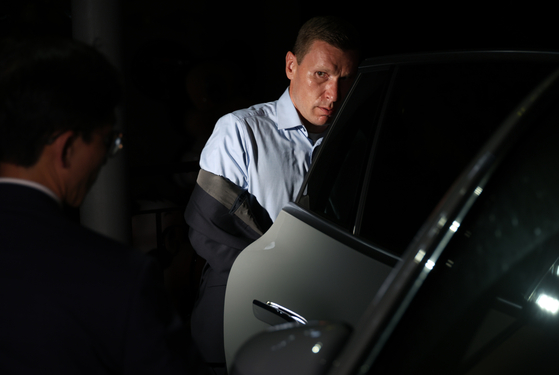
top-left (368, 97), bottom-right (559, 374)
top-left (357, 62), bottom-right (556, 256)
top-left (302, 61), bottom-right (556, 259)
top-left (300, 69), bottom-right (390, 229)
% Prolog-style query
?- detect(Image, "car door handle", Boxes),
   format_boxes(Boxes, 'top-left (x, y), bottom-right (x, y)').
top-left (253, 300), bottom-right (308, 326)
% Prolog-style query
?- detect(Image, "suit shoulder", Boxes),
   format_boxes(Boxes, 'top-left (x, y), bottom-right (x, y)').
top-left (67, 221), bottom-right (151, 269)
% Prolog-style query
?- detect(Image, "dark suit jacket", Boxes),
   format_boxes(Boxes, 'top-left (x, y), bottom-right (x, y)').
top-left (0, 183), bottom-right (188, 374)
top-left (184, 170), bottom-right (271, 365)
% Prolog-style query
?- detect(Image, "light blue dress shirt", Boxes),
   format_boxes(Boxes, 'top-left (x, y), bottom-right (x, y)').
top-left (200, 88), bottom-right (326, 222)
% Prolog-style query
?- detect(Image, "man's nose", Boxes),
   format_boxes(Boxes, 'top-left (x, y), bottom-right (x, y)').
top-left (325, 80), bottom-right (339, 103)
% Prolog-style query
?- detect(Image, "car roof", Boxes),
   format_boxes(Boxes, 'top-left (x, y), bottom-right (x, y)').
top-left (359, 50), bottom-right (559, 70)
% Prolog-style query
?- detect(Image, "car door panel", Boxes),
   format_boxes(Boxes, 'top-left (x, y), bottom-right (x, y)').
top-left (224, 208), bottom-right (394, 368)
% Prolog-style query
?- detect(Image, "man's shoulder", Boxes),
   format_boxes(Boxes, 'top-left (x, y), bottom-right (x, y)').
top-left (0, 187), bottom-right (142, 268)
top-left (210, 100), bottom-right (280, 140)
top-left (214, 88), bottom-right (293, 131)
top-left (224, 88), bottom-right (299, 132)
top-left (228, 99), bottom-right (278, 124)
top-left (0, 198), bottom-right (151, 287)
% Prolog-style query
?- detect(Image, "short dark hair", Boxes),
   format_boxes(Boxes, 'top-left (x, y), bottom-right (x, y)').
top-left (0, 37), bottom-right (121, 167)
top-left (292, 16), bottom-right (361, 64)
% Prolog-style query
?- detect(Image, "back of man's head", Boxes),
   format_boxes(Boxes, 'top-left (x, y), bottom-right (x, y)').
top-left (292, 15), bottom-right (361, 64)
top-left (0, 37), bottom-right (121, 167)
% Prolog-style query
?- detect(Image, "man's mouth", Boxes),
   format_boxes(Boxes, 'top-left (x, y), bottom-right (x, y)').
top-left (318, 106), bottom-right (334, 116)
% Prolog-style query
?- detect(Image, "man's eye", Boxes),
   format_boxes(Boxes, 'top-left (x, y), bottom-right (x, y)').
top-left (316, 71), bottom-right (326, 78)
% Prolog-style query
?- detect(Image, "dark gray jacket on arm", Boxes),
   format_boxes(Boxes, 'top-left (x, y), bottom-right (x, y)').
top-left (184, 169), bottom-right (272, 365)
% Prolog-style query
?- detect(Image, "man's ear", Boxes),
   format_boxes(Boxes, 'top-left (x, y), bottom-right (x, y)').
top-left (285, 51), bottom-right (297, 80)
top-left (50, 130), bottom-right (77, 169)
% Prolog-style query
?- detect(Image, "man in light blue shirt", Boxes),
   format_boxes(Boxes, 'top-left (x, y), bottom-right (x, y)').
top-left (200, 87), bottom-right (325, 222)
top-left (184, 16), bottom-right (360, 374)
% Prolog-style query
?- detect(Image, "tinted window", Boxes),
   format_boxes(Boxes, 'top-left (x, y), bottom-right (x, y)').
top-left (299, 69), bottom-right (390, 230)
top-left (369, 93), bottom-right (559, 374)
top-left (302, 61), bottom-right (556, 257)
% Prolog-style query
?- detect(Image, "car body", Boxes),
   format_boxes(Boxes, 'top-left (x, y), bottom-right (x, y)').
top-left (224, 51), bottom-right (559, 373)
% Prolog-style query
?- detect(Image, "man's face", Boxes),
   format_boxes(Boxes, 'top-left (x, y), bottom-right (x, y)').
top-left (286, 40), bottom-right (359, 131)
top-left (65, 125), bottom-right (113, 207)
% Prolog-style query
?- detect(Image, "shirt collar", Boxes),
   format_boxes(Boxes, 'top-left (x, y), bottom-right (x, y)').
top-left (0, 177), bottom-right (61, 205)
top-left (277, 87), bottom-right (305, 131)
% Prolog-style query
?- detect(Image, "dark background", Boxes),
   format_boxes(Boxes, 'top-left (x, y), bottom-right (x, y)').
top-left (0, 0), bottom-right (555, 205)
top-left (1, 0), bottom-right (555, 347)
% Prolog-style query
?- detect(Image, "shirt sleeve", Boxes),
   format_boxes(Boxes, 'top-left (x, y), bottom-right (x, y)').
top-left (199, 113), bottom-right (249, 190)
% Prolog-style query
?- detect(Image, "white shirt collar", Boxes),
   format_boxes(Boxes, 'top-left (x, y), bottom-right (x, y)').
top-left (0, 177), bottom-right (61, 205)
top-left (277, 87), bottom-right (305, 130)
top-left (276, 87), bottom-right (330, 140)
